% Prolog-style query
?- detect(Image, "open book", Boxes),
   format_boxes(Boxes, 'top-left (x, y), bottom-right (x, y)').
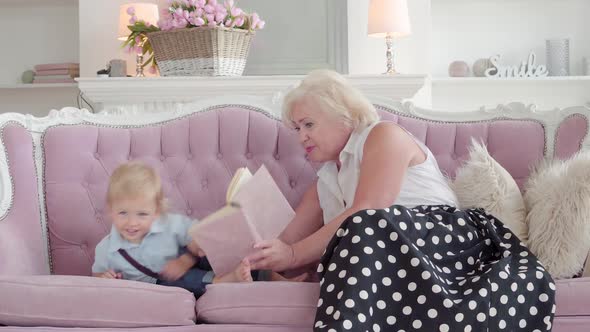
top-left (189, 165), bottom-right (295, 276)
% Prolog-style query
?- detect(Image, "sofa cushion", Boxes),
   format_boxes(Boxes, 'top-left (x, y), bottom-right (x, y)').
top-left (196, 281), bottom-right (319, 327)
top-left (525, 152), bottom-right (590, 279)
top-left (451, 140), bottom-right (528, 243)
top-left (556, 277), bottom-right (590, 316)
top-left (0, 275), bottom-right (195, 328)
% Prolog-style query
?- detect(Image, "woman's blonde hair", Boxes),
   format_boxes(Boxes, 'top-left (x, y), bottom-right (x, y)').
top-left (282, 69), bottom-right (379, 132)
top-left (107, 161), bottom-right (166, 212)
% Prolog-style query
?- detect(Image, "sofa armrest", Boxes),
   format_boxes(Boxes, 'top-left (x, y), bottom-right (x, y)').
top-left (0, 123), bottom-right (49, 275)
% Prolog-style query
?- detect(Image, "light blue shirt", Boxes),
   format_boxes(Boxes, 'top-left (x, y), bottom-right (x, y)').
top-left (92, 213), bottom-right (196, 283)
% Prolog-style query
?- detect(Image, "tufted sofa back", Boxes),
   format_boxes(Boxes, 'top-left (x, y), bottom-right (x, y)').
top-left (42, 106), bottom-right (586, 275)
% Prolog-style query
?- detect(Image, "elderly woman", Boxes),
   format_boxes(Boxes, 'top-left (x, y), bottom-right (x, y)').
top-left (248, 70), bottom-right (555, 331)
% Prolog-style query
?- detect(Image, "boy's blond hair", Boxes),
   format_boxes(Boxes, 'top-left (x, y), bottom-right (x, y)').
top-left (107, 161), bottom-right (165, 212)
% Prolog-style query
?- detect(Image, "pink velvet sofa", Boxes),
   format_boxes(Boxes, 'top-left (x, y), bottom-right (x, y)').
top-left (0, 98), bottom-right (589, 331)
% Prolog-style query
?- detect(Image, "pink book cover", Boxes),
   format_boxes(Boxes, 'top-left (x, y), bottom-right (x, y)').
top-left (33, 78), bottom-right (76, 84)
top-left (34, 63), bottom-right (80, 71)
top-left (189, 165), bottom-right (295, 276)
top-left (35, 69), bottom-right (80, 76)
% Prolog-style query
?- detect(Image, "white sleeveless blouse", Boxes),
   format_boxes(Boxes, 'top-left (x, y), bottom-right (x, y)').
top-left (317, 121), bottom-right (458, 224)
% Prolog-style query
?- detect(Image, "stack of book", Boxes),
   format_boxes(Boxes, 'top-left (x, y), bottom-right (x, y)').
top-left (33, 63), bottom-right (79, 84)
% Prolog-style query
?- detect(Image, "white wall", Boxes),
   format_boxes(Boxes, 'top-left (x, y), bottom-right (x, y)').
top-left (0, 1), bottom-right (79, 84)
top-left (431, 0), bottom-right (590, 77)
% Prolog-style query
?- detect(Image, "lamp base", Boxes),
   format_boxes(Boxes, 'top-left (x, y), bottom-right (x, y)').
top-left (383, 34), bottom-right (399, 75)
top-left (135, 53), bottom-right (145, 77)
top-left (383, 68), bottom-right (398, 75)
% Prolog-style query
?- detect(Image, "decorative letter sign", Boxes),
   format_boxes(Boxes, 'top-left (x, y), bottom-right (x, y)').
top-left (485, 52), bottom-right (549, 78)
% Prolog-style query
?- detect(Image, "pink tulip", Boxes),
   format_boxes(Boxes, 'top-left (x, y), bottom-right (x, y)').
top-left (155, 0), bottom-right (264, 31)
top-left (134, 46), bottom-right (143, 54)
top-left (148, 66), bottom-right (158, 74)
top-left (250, 12), bottom-right (260, 29)
top-left (230, 7), bottom-right (242, 17)
top-left (194, 17), bottom-right (205, 26)
top-left (215, 4), bottom-right (226, 13)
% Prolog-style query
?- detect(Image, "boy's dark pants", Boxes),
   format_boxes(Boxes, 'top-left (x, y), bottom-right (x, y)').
top-left (156, 257), bottom-right (269, 298)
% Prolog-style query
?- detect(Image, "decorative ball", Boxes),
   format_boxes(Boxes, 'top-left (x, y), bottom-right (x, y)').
top-left (21, 70), bottom-right (35, 84)
top-left (448, 61), bottom-right (470, 77)
top-left (473, 58), bottom-right (494, 77)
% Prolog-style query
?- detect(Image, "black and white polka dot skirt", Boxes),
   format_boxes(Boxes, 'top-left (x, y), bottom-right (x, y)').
top-left (314, 205), bottom-right (556, 331)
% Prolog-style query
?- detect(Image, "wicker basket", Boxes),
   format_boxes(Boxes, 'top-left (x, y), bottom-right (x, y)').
top-left (148, 27), bottom-right (254, 76)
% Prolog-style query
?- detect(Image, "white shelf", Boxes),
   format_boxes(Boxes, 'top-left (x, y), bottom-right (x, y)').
top-left (432, 76), bottom-right (590, 85)
top-left (431, 76), bottom-right (590, 110)
top-left (77, 75), bottom-right (426, 112)
top-left (0, 83), bottom-right (78, 89)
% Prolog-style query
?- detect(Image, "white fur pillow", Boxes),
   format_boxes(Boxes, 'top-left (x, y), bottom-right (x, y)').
top-left (452, 140), bottom-right (528, 243)
top-left (525, 151), bottom-right (590, 279)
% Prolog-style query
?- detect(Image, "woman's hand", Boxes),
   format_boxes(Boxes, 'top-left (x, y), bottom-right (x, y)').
top-left (247, 239), bottom-right (296, 272)
top-left (95, 269), bottom-right (122, 279)
top-left (160, 254), bottom-right (194, 281)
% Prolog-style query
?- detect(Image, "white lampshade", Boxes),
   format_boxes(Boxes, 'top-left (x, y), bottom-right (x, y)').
top-left (367, 0), bottom-right (411, 38)
top-left (117, 3), bottom-right (159, 40)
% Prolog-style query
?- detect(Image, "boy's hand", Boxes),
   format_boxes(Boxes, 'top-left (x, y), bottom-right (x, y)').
top-left (96, 270), bottom-right (122, 279)
top-left (160, 254), bottom-right (195, 281)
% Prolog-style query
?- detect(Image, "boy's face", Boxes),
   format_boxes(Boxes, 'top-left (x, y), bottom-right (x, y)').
top-left (109, 196), bottom-right (160, 244)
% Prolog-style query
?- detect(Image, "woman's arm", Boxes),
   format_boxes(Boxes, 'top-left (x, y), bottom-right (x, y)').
top-left (250, 123), bottom-right (423, 271)
top-left (249, 181), bottom-right (324, 271)
top-left (279, 179), bottom-right (324, 245)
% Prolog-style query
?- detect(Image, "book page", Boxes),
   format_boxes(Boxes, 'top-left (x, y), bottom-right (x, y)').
top-left (188, 205), bottom-right (259, 276)
top-left (232, 165), bottom-right (295, 242)
top-left (225, 167), bottom-right (252, 203)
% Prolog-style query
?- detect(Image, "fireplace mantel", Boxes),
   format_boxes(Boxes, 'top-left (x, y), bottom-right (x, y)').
top-left (77, 75), bottom-right (426, 114)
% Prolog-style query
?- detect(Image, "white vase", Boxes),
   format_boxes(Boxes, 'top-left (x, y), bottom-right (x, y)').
top-left (546, 38), bottom-right (570, 76)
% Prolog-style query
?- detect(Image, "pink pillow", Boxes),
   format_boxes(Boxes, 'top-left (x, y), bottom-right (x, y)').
top-left (0, 275), bottom-right (195, 328)
top-left (196, 281), bottom-right (319, 327)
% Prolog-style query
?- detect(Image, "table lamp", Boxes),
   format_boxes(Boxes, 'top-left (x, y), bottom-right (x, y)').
top-left (367, 0), bottom-right (411, 75)
top-left (118, 3), bottom-right (159, 77)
